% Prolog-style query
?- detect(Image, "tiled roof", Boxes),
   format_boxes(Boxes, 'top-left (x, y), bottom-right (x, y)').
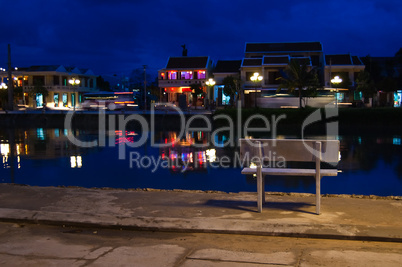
top-left (290, 57), bottom-right (311, 66)
top-left (263, 56), bottom-right (289, 65)
top-left (351, 56), bottom-right (364, 65)
top-left (165, 56), bottom-right (209, 69)
top-left (214, 60), bottom-right (241, 73)
top-left (245, 42), bottom-right (323, 53)
top-left (325, 54), bottom-right (352, 65)
top-left (242, 58), bottom-right (263, 67)
top-left (15, 65), bottom-right (95, 75)
top-left (325, 54), bottom-right (364, 66)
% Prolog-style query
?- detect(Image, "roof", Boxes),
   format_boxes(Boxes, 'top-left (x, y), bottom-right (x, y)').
top-left (290, 57), bottom-right (311, 66)
top-left (263, 56), bottom-right (290, 65)
top-left (325, 54), bottom-right (364, 66)
top-left (21, 65), bottom-right (64, 72)
top-left (214, 60), bottom-right (241, 73)
top-left (351, 56), bottom-right (364, 65)
top-left (15, 65), bottom-right (96, 75)
top-left (245, 42), bottom-right (323, 53)
top-left (165, 56), bottom-right (209, 69)
top-left (241, 58), bottom-right (263, 67)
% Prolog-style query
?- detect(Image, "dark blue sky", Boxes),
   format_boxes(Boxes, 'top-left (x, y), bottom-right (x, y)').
top-left (1, 0), bottom-right (402, 77)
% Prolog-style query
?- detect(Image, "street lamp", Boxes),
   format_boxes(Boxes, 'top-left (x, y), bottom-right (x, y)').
top-left (0, 83), bottom-right (7, 89)
top-left (250, 72), bottom-right (263, 108)
top-left (331, 76), bottom-right (342, 108)
top-left (69, 77), bottom-right (80, 111)
top-left (205, 78), bottom-right (215, 109)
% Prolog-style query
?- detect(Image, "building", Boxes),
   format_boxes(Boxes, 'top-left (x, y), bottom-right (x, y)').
top-left (212, 60), bottom-right (242, 106)
top-left (158, 56), bottom-right (213, 108)
top-left (240, 42), bottom-right (325, 107)
top-left (324, 54), bottom-right (365, 105)
top-left (0, 65), bottom-right (98, 109)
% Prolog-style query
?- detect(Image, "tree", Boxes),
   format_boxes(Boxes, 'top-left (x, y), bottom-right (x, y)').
top-left (96, 76), bottom-right (111, 91)
top-left (222, 75), bottom-right (242, 107)
top-left (29, 81), bottom-right (49, 107)
top-left (395, 48), bottom-right (402, 88)
top-left (276, 59), bottom-right (320, 108)
top-left (356, 70), bottom-right (376, 99)
top-left (190, 83), bottom-right (204, 109)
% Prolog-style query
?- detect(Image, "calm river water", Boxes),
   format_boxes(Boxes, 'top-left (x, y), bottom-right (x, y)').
top-left (1, 128), bottom-right (402, 196)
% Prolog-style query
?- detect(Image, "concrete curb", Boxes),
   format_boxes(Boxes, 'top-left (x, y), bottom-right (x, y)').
top-left (1, 208), bottom-right (401, 243)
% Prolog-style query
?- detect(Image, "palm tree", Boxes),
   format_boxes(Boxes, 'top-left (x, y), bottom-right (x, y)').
top-left (222, 75), bottom-right (242, 107)
top-left (356, 70), bottom-right (376, 100)
top-left (277, 59), bottom-right (320, 108)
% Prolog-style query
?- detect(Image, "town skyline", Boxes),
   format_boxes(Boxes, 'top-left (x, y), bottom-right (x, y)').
top-left (1, 0), bottom-right (402, 76)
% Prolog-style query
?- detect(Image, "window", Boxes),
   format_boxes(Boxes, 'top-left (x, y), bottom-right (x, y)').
top-left (54, 93), bottom-right (59, 107)
top-left (180, 71), bottom-right (193, 80)
top-left (36, 94), bottom-right (43, 108)
top-left (168, 71), bottom-right (177, 80)
top-left (62, 93), bottom-right (68, 107)
top-left (160, 73), bottom-right (165, 80)
top-left (197, 71), bottom-right (206, 79)
top-left (71, 93), bottom-right (76, 107)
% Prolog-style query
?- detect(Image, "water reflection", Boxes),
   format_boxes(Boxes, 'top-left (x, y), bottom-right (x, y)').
top-left (0, 128), bottom-right (401, 196)
top-left (157, 132), bottom-right (213, 173)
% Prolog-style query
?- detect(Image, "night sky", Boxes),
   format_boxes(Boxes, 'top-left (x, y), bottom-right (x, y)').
top-left (2, 0), bottom-right (402, 77)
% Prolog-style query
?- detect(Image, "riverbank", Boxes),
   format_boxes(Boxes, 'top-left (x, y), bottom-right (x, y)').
top-left (1, 108), bottom-right (401, 134)
top-left (214, 107), bottom-right (402, 134)
top-left (0, 184), bottom-right (401, 242)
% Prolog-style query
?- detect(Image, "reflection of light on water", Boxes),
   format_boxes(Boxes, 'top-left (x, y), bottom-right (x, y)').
top-left (70, 156), bottom-right (82, 168)
top-left (206, 149), bottom-right (216, 162)
top-left (1, 143), bottom-right (10, 168)
top-left (195, 151), bottom-right (206, 165)
top-left (393, 136), bottom-right (401, 146)
top-left (37, 128), bottom-right (45, 140)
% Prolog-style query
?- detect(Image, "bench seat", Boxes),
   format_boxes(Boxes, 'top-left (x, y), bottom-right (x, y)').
top-left (241, 168), bottom-right (338, 177)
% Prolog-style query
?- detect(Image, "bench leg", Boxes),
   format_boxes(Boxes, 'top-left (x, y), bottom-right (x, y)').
top-left (316, 175), bottom-right (321, 215)
top-left (262, 173), bottom-right (265, 204)
top-left (257, 166), bottom-right (263, 213)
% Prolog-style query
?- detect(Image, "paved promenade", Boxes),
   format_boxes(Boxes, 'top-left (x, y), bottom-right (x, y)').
top-left (0, 184), bottom-right (401, 241)
top-left (0, 184), bottom-right (401, 266)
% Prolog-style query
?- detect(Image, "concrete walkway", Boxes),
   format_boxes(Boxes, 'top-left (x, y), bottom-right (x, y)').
top-left (0, 184), bottom-right (401, 242)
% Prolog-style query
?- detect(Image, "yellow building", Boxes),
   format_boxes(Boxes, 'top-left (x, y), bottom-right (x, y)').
top-left (0, 65), bottom-right (98, 109)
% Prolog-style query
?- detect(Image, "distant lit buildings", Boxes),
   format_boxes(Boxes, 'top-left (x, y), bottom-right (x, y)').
top-left (158, 41), bottom-right (369, 108)
top-left (0, 65), bottom-right (98, 108)
top-left (324, 54), bottom-right (365, 105)
top-left (158, 56), bottom-right (213, 107)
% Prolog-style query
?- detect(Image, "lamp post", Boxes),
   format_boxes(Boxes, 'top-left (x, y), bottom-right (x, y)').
top-left (250, 72), bottom-right (263, 108)
top-left (69, 77), bottom-right (80, 111)
top-left (205, 78), bottom-right (215, 110)
top-left (331, 76), bottom-right (342, 108)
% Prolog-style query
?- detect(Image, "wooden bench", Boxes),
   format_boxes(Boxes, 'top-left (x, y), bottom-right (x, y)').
top-left (239, 139), bottom-right (340, 215)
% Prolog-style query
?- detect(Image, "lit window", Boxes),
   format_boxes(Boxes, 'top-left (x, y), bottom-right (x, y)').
top-left (168, 71), bottom-right (177, 80)
top-left (180, 71), bottom-right (193, 80)
top-left (198, 71), bottom-right (206, 79)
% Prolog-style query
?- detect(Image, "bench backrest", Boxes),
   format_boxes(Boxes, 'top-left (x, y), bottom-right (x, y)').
top-left (239, 139), bottom-right (340, 164)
